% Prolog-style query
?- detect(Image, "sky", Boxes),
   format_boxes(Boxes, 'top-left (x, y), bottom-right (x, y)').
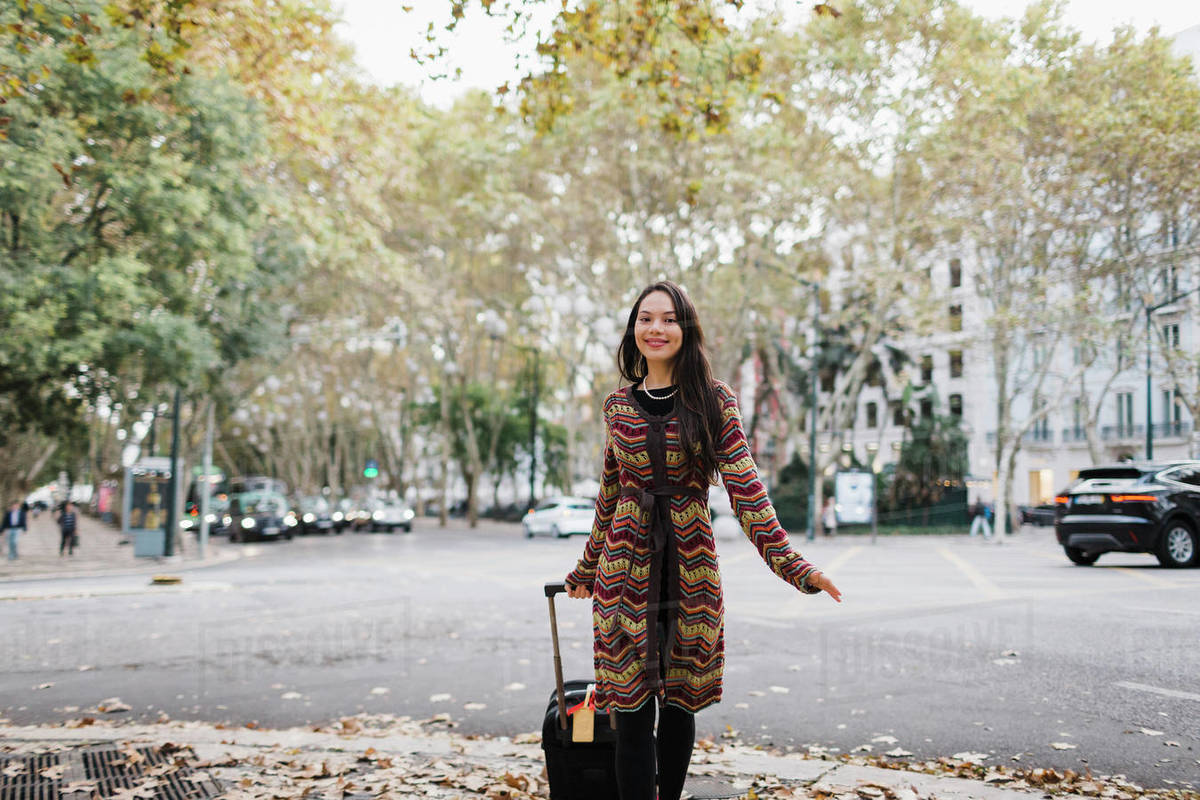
top-left (334, 0), bottom-right (1200, 106)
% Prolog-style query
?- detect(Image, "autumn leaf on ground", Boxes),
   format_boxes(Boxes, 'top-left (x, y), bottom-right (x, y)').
top-left (96, 697), bottom-right (131, 713)
top-left (813, 3), bottom-right (843, 18)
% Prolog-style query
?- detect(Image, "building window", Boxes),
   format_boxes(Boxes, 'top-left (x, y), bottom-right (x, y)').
top-left (949, 304), bottom-right (963, 332)
top-left (920, 355), bottom-right (933, 384)
top-left (949, 394), bottom-right (962, 418)
top-left (1163, 389), bottom-right (1182, 432)
top-left (1163, 322), bottom-right (1181, 350)
top-left (890, 401), bottom-right (904, 426)
top-left (919, 398), bottom-right (933, 420)
top-left (949, 350), bottom-right (963, 378)
top-left (866, 401), bottom-right (878, 429)
top-left (949, 258), bottom-right (962, 288)
top-left (1116, 391), bottom-right (1134, 435)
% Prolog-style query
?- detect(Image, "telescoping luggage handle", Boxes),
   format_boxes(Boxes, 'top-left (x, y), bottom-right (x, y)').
top-left (544, 582), bottom-right (570, 730)
top-left (545, 581), bottom-right (617, 734)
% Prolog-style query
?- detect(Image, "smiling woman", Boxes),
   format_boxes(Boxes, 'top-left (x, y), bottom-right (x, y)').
top-left (560, 280), bottom-right (841, 800)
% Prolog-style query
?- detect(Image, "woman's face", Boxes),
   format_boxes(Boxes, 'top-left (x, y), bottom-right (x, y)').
top-left (634, 291), bottom-right (683, 372)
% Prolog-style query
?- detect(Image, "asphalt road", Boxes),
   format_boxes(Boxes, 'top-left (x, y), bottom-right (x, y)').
top-left (1, 521), bottom-right (1197, 787)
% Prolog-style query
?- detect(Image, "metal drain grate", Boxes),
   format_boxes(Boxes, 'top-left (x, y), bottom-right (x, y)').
top-left (0, 753), bottom-right (63, 800)
top-left (79, 745), bottom-right (220, 800)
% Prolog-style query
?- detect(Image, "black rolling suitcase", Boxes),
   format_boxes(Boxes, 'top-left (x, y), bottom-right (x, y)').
top-left (542, 581), bottom-right (619, 800)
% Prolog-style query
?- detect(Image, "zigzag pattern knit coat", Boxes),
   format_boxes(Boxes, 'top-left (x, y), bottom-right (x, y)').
top-left (565, 381), bottom-right (821, 713)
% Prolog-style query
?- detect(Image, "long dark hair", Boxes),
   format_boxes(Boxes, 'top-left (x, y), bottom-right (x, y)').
top-left (617, 281), bottom-right (724, 483)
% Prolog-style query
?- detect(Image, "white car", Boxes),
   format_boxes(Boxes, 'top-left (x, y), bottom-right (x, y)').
top-left (522, 496), bottom-right (596, 538)
top-left (364, 499), bottom-right (415, 533)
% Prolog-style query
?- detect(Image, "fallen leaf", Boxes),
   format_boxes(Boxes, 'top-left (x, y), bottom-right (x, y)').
top-left (884, 748), bottom-right (914, 757)
top-left (952, 751), bottom-right (989, 762)
top-left (39, 764), bottom-right (67, 779)
top-left (503, 683), bottom-right (526, 691)
top-left (96, 697), bottom-right (131, 713)
top-left (1050, 742), bottom-right (1077, 750)
top-left (281, 691), bottom-right (303, 700)
top-left (871, 735), bottom-right (898, 744)
top-left (35, 682), bottom-right (54, 690)
top-left (430, 693), bottom-right (452, 702)
top-left (1138, 727), bottom-right (1164, 736)
top-left (463, 702), bottom-right (487, 711)
top-left (768, 686), bottom-right (790, 694)
top-left (369, 687), bottom-right (390, 695)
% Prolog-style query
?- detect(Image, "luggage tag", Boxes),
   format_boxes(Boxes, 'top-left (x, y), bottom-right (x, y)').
top-left (570, 683), bottom-right (596, 743)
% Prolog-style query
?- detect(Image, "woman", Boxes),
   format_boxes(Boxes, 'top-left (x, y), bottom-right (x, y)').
top-left (564, 281), bottom-right (842, 800)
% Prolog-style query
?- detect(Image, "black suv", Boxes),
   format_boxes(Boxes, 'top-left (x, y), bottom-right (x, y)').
top-left (1056, 462), bottom-right (1200, 568)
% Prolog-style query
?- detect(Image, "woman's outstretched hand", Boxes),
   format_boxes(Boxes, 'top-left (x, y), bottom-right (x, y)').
top-left (566, 582), bottom-right (592, 599)
top-left (809, 571), bottom-right (842, 603)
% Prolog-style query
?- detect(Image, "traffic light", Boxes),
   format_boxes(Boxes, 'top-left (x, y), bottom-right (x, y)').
top-left (363, 459), bottom-right (379, 479)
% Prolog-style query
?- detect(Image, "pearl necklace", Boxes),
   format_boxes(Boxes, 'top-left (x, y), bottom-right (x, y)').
top-left (642, 383), bottom-right (677, 401)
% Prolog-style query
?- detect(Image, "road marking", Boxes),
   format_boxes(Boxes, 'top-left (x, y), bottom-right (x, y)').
top-left (936, 547), bottom-right (1004, 599)
top-left (1104, 566), bottom-right (1178, 588)
top-left (1115, 681), bottom-right (1200, 702)
top-left (823, 546), bottom-right (863, 575)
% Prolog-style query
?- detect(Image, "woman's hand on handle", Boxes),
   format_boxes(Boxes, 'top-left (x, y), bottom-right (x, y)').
top-left (566, 582), bottom-right (592, 599)
top-left (809, 571), bottom-right (842, 603)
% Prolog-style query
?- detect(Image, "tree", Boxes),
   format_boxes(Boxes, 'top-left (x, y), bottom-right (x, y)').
top-left (0, 0), bottom-right (285, 501)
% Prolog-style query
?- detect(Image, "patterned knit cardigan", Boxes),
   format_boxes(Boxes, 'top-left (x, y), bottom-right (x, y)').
top-left (565, 380), bottom-right (821, 713)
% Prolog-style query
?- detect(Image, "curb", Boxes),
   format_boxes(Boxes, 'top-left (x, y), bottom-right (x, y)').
top-left (0, 546), bottom-right (245, 587)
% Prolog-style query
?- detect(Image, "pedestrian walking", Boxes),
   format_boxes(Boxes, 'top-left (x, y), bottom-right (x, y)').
top-left (57, 501), bottom-right (78, 556)
top-left (3, 499), bottom-right (28, 561)
top-left (563, 281), bottom-right (842, 800)
top-left (968, 499), bottom-right (993, 540)
top-left (822, 496), bottom-right (838, 537)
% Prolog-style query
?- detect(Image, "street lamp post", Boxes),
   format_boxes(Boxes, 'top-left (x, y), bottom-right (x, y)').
top-left (753, 261), bottom-right (822, 542)
top-left (1143, 286), bottom-right (1200, 460)
top-left (481, 312), bottom-right (540, 512)
top-left (528, 348), bottom-right (540, 512)
top-left (804, 281), bottom-right (819, 542)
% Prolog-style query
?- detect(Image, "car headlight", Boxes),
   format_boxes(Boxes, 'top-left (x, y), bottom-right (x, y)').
top-left (241, 518), bottom-right (256, 529)
top-left (223, 516), bottom-right (232, 526)
top-left (180, 519), bottom-right (193, 529)
top-left (303, 513), bottom-right (315, 523)
top-left (372, 510), bottom-right (384, 520)
top-left (284, 516), bottom-right (298, 527)
top-left (204, 513), bottom-right (216, 524)
top-left (403, 509), bottom-right (414, 520)
top-left (332, 511), bottom-right (344, 521)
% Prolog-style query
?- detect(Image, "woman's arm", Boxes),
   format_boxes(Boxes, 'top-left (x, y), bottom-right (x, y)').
top-left (565, 417), bottom-right (619, 594)
top-left (715, 384), bottom-right (826, 595)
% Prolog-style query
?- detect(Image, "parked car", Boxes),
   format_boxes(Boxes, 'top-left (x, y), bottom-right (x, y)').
top-left (182, 495), bottom-right (229, 535)
top-left (294, 495), bottom-right (342, 535)
top-left (1055, 462), bottom-right (1200, 568)
top-left (362, 498), bottom-right (415, 533)
top-left (224, 490), bottom-right (297, 543)
top-left (522, 496), bottom-right (596, 539)
top-left (1019, 503), bottom-right (1057, 527)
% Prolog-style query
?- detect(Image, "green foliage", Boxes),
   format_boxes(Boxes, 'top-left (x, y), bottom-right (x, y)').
top-left (0, 0), bottom-right (296, 485)
top-left (884, 411), bottom-right (968, 513)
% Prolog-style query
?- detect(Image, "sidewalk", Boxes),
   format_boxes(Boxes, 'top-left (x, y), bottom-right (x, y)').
top-left (0, 511), bottom-right (239, 582)
top-left (0, 715), bottom-right (1185, 800)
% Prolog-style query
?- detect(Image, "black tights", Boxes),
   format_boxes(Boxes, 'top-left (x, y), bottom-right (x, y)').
top-left (614, 702), bottom-right (695, 800)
